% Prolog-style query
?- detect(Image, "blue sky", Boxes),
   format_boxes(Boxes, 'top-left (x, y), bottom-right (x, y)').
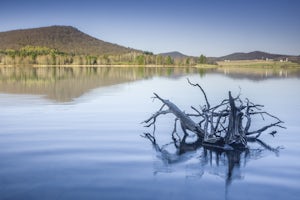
top-left (1, 0), bottom-right (300, 56)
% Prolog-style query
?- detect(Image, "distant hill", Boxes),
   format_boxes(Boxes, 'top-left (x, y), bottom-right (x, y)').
top-left (0, 25), bottom-right (136, 55)
top-left (159, 51), bottom-right (189, 59)
top-left (218, 51), bottom-right (292, 61)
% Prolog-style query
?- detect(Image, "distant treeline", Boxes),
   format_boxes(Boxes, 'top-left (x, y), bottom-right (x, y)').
top-left (0, 46), bottom-right (208, 66)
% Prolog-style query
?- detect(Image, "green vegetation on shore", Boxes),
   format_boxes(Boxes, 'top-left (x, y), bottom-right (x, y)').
top-left (0, 45), bottom-right (208, 66)
top-left (1, 46), bottom-right (299, 69)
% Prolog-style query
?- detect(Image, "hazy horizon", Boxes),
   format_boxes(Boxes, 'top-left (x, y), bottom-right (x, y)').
top-left (1, 0), bottom-right (300, 57)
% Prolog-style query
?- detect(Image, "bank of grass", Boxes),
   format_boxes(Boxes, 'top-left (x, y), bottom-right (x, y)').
top-left (217, 60), bottom-right (300, 68)
top-left (195, 64), bottom-right (218, 69)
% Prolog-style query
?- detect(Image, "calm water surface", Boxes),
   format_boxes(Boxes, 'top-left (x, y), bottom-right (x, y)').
top-left (0, 67), bottom-right (299, 200)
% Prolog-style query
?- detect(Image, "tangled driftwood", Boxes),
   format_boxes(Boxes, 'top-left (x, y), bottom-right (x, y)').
top-left (142, 79), bottom-right (285, 152)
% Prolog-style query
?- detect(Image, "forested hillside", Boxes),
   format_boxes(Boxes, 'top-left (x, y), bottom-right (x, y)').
top-left (0, 26), bottom-right (133, 55)
top-left (0, 25), bottom-right (207, 66)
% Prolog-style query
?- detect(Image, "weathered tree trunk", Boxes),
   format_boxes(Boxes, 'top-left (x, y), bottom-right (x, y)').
top-left (225, 92), bottom-right (247, 147)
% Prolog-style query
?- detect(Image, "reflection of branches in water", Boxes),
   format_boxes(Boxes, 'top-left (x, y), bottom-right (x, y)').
top-left (143, 116), bottom-right (283, 200)
top-left (142, 80), bottom-right (284, 195)
top-left (146, 133), bottom-right (281, 185)
top-left (146, 137), bottom-right (283, 200)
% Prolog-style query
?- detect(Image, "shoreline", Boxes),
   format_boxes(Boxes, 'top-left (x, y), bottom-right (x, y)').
top-left (0, 61), bottom-right (299, 69)
top-left (0, 64), bottom-right (218, 69)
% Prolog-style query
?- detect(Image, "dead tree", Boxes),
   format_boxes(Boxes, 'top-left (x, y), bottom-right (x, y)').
top-left (142, 79), bottom-right (285, 151)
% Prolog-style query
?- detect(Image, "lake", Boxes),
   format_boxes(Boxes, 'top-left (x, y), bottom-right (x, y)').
top-left (0, 66), bottom-right (300, 200)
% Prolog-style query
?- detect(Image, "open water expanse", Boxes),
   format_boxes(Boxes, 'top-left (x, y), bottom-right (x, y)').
top-left (0, 67), bottom-right (299, 200)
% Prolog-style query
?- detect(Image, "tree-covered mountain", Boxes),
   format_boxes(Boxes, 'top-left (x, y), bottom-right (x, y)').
top-left (159, 51), bottom-right (189, 59)
top-left (0, 25), bottom-right (136, 55)
top-left (0, 25), bottom-right (299, 65)
top-left (218, 51), bottom-right (292, 61)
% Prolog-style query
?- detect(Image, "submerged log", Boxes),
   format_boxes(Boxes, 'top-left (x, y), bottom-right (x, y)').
top-left (142, 79), bottom-right (285, 151)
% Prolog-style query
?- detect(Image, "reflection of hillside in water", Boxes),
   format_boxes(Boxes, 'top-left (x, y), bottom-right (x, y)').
top-left (216, 67), bottom-right (300, 81)
top-left (1, 67), bottom-right (299, 102)
top-left (0, 67), bottom-right (200, 102)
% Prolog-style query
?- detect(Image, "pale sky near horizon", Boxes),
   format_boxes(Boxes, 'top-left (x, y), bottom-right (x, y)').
top-left (1, 0), bottom-right (300, 57)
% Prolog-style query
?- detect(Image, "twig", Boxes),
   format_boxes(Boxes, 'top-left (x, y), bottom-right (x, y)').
top-left (187, 78), bottom-right (210, 109)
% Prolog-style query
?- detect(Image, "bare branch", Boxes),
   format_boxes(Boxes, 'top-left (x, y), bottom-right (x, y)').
top-left (187, 78), bottom-right (210, 109)
top-left (143, 109), bottom-right (171, 127)
top-left (246, 121), bottom-right (283, 136)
